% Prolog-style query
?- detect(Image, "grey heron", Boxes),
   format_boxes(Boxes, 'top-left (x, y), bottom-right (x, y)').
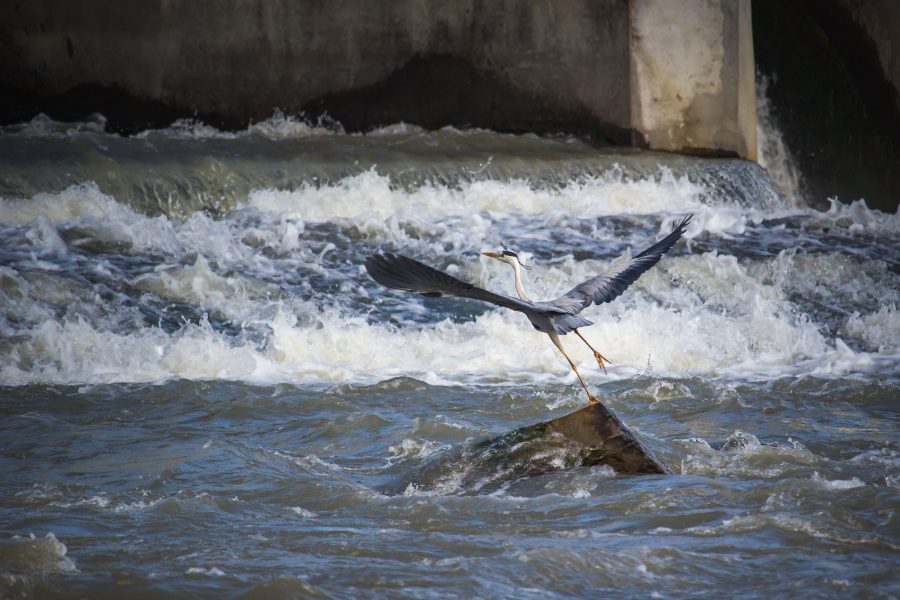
top-left (366, 215), bottom-right (692, 405)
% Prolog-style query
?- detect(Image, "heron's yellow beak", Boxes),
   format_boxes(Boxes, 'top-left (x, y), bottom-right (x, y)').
top-left (482, 251), bottom-right (502, 260)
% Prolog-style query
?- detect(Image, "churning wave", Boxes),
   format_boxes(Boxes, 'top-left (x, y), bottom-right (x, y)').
top-left (1, 160), bottom-right (897, 386)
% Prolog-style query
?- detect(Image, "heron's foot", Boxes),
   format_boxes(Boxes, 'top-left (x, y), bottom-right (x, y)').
top-left (593, 351), bottom-right (612, 375)
top-left (587, 395), bottom-right (608, 408)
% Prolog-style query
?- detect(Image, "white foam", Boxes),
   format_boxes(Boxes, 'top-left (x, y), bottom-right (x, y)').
top-left (765, 248), bottom-right (900, 310)
top-left (2, 241), bottom-right (895, 386)
top-left (1, 171), bottom-right (897, 386)
top-left (679, 433), bottom-right (820, 478)
top-left (843, 306), bottom-right (900, 353)
top-left (130, 254), bottom-right (277, 322)
top-left (242, 169), bottom-right (893, 242)
top-left (849, 448), bottom-right (899, 468)
top-left (134, 109), bottom-right (338, 140)
top-left (248, 167), bottom-right (713, 224)
top-left (819, 198), bottom-right (900, 236)
top-left (1, 316), bottom-right (264, 384)
top-left (810, 471), bottom-right (865, 490)
top-left (0, 533), bottom-right (78, 574)
top-left (0, 113), bottom-right (107, 138)
top-left (0, 183), bottom-right (265, 267)
top-left (185, 566), bottom-right (226, 577)
top-left (366, 122), bottom-right (428, 136)
top-left (542, 465), bottom-right (617, 498)
top-left (4, 173), bottom-right (892, 256)
top-left (24, 216), bottom-right (68, 257)
top-left (49, 492), bottom-right (162, 512)
top-left (2, 110), bottom-right (342, 141)
top-left (387, 438), bottom-right (443, 462)
top-left (0, 182), bottom-right (124, 224)
top-left (289, 506), bottom-right (317, 519)
top-left (756, 74), bottom-right (806, 204)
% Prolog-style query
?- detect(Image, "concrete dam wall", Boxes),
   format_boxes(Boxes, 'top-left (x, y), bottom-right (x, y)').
top-left (0, 0), bottom-right (757, 159)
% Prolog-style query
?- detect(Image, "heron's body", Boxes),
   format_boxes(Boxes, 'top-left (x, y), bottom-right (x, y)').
top-left (366, 215), bottom-right (692, 405)
top-left (529, 312), bottom-right (593, 336)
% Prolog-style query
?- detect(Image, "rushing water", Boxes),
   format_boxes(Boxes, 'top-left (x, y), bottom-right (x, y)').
top-left (0, 113), bottom-right (898, 598)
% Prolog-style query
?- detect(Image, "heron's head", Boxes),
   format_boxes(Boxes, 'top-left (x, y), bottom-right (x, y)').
top-left (482, 250), bottom-right (532, 270)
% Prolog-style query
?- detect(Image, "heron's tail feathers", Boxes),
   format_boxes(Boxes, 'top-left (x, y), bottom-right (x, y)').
top-left (553, 314), bottom-right (594, 335)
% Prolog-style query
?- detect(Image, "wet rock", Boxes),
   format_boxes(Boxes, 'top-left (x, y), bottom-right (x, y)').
top-left (389, 402), bottom-right (669, 495)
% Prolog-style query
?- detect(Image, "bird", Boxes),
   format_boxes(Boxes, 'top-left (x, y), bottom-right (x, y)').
top-left (365, 215), bottom-right (692, 406)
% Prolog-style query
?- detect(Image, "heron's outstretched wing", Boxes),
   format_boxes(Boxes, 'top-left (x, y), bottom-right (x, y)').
top-left (366, 253), bottom-right (543, 314)
top-left (560, 214), bottom-right (692, 311)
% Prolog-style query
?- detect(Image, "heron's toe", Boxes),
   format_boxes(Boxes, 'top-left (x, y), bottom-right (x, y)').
top-left (593, 351), bottom-right (611, 374)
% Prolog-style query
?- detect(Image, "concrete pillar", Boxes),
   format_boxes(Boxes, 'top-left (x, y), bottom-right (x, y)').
top-left (629, 0), bottom-right (757, 159)
top-left (0, 0), bottom-right (759, 159)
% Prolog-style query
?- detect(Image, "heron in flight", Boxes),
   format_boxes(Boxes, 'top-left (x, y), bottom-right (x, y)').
top-left (366, 215), bottom-right (692, 405)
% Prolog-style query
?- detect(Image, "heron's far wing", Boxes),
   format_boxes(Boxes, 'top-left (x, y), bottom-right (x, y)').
top-left (561, 214), bottom-right (692, 310)
top-left (365, 253), bottom-right (538, 314)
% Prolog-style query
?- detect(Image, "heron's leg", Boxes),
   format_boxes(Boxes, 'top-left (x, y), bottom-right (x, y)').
top-left (549, 332), bottom-right (598, 405)
top-left (574, 329), bottom-right (612, 375)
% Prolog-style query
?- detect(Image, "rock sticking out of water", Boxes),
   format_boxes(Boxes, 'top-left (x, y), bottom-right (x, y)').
top-left (389, 402), bottom-right (669, 495)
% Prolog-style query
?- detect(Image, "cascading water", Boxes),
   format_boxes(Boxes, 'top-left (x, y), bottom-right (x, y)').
top-left (0, 111), bottom-right (897, 598)
top-left (756, 74), bottom-right (808, 205)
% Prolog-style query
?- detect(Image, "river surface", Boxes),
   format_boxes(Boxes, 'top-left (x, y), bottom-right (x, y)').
top-left (0, 113), bottom-right (898, 598)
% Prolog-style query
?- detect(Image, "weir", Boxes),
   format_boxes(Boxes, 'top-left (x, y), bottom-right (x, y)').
top-left (0, 128), bottom-right (781, 218)
top-left (3, 1), bottom-right (899, 210)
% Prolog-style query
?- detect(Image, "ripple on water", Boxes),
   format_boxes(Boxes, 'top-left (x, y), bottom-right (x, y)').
top-left (0, 120), bottom-right (898, 597)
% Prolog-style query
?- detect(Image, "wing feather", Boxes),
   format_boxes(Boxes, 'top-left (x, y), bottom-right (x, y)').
top-left (366, 253), bottom-right (539, 314)
top-left (561, 214), bottom-right (692, 310)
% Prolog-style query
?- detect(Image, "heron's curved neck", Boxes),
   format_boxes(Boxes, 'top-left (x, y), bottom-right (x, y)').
top-left (509, 261), bottom-right (531, 301)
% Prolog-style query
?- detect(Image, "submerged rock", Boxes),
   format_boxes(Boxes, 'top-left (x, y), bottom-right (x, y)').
top-left (389, 402), bottom-right (669, 495)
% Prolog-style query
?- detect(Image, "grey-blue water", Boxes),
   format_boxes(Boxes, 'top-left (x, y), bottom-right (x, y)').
top-left (0, 116), bottom-right (898, 598)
